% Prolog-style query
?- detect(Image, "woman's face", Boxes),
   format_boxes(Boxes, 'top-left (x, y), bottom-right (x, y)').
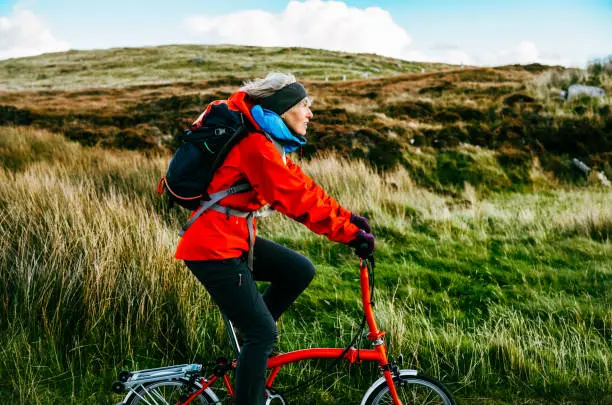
top-left (281, 97), bottom-right (313, 136)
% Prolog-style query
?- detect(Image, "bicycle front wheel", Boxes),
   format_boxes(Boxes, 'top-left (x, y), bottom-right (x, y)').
top-left (361, 370), bottom-right (456, 405)
top-left (123, 378), bottom-right (220, 405)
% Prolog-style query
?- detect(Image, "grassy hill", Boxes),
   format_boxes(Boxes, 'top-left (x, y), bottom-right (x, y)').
top-left (2, 46), bottom-right (611, 197)
top-left (0, 44), bottom-right (449, 91)
top-left (0, 45), bottom-right (611, 404)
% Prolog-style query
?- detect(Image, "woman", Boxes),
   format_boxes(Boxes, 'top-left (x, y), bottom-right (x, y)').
top-left (174, 72), bottom-right (375, 405)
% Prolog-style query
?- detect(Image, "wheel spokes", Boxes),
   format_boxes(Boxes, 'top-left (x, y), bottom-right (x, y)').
top-left (135, 382), bottom-right (186, 405)
top-left (149, 387), bottom-right (171, 404)
top-left (373, 378), bottom-right (450, 405)
top-left (400, 385), bottom-right (446, 405)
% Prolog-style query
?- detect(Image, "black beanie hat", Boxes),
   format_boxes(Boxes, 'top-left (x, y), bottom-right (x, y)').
top-left (259, 82), bottom-right (308, 115)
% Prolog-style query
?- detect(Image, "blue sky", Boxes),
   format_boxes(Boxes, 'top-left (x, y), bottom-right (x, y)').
top-left (1, 0), bottom-right (610, 66)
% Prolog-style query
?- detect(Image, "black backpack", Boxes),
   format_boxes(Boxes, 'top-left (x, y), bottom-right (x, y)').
top-left (158, 103), bottom-right (279, 270)
top-left (157, 103), bottom-right (252, 210)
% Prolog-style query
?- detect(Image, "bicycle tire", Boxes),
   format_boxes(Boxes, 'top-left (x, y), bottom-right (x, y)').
top-left (122, 377), bottom-right (220, 405)
top-left (361, 370), bottom-right (456, 405)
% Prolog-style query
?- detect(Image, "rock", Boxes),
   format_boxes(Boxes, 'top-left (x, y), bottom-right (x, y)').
top-left (597, 172), bottom-right (611, 187)
top-left (563, 84), bottom-right (605, 100)
top-left (572, 158), bottom-right (590, 175)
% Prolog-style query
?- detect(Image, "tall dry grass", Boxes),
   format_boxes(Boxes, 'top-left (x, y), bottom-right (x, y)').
top-left (0, 126), bottom-right (610, 403)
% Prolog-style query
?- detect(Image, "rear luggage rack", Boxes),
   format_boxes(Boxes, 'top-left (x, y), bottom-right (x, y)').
top-left (111, 364), bottom-right (202, 394)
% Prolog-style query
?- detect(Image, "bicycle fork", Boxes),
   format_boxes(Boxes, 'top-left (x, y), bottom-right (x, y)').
top-left (360, 259), bottom-right (403, 405)
top-left (371, 338), bottom-right (403, 405)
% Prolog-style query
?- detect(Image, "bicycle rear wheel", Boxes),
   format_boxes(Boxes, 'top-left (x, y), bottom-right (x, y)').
top-left (123, 378), bottom-right (220, 404)
top-left (361, 370), bottom-right (455, 405)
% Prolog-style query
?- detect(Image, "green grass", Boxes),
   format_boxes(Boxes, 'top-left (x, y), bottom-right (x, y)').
top-left (0, 126), bottom-right (610, 404)
top-left (0, 44), bottom-right (450, 91)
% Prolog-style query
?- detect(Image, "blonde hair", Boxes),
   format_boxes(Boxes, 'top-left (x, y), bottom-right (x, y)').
top-left (239, 72), bottom-right (297, 99)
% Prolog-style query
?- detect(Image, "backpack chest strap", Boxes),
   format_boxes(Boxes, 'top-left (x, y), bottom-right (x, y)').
top-left (208, 205), bottom-right (275, 271)
top-left (178, 182), bottom-right (275, 271)
top-left (179, 183), bottom-right (252, 237)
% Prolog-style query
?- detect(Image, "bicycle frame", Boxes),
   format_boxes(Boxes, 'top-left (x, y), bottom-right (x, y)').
top-left (182, 258), bottom-right (403, 405)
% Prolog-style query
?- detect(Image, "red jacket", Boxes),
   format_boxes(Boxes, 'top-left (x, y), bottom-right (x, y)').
top-left (174, 91), bottom-right (359, 261)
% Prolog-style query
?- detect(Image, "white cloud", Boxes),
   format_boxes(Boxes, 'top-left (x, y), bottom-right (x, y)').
top-left (478, 41), bottom-right (539, 65)
top-left (0, 4), bottom-right (69, 60)
top-left (185, 0), bottom-right (412, 59)
top-left (511, 41), bottom-right (540, 63)
top-left (476, 41), bottom-right (575, 67)
top-left (0, 0), bottom-right (577, 68)
top-left (405, 40), bottom-right (576, 67)
top-left (184, 1), bottom-right (575, 67)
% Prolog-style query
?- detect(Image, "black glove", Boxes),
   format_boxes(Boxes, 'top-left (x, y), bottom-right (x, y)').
top-left (348, 230), bottom-right (375, 259)
top-left (350, 213), bottom-right (371, 233)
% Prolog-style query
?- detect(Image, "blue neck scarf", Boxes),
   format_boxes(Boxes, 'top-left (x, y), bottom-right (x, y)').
top-left (250, 105), bottom-right (306, 153)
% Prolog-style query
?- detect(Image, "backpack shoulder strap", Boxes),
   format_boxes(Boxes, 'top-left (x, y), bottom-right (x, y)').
top-left (261, 132), bottom-right (286, 165)
top-left (201, 114), bottom-right (250, 200)
top-left (179, 182), bottom-right (252, 237)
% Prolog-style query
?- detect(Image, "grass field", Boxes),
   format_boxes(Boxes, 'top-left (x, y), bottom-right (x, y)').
top-left (0, 44), bottom-right (449, 91)
top-left (1, 126), bottom-right (610, 404)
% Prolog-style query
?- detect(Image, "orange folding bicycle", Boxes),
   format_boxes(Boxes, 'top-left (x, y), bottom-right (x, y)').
top-left (111, 258), bottom-right (456, 404)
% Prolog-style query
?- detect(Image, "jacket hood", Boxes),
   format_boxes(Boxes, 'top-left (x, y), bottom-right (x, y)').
top-left (227, 91), bottom-right (261, 130)
top-left (191, 91), bottom-right (262, 132)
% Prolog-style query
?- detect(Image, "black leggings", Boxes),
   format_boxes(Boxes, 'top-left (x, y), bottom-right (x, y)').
top-left (185, 236), bottom-right (315, 405)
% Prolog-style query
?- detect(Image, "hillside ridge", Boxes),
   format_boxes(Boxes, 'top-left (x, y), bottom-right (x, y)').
top-left (1, 45), bottom-right (611, 193)
top-left (0, 44), bottom-right (452, 91)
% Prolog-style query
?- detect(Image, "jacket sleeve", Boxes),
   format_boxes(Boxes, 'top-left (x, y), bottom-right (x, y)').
top-left (240, 134), bottom-right (359, 244)
top-left (285, 156), bottom-right (355, 220)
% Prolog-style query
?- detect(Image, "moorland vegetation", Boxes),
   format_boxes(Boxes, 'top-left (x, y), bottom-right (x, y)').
top-left (2, 46), bottom-right (611, 196)
top-left (0, 45), bottom-right (610, 404)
